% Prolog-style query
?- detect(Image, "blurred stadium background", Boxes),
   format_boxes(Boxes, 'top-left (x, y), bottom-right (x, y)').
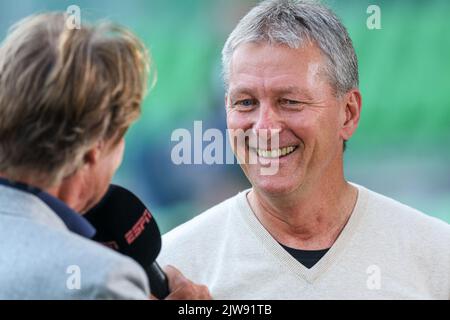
top-left (1, 0), bottom-right (449, 233)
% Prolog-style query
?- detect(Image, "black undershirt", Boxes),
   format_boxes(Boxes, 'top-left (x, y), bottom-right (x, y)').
top-left (279, 243), bottom-right (330, 269)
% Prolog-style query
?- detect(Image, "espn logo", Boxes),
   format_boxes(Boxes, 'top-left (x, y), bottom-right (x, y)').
top-left (125, 209), bottom-right (152, 244)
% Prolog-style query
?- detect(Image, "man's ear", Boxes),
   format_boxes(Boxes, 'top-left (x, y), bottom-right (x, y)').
top-left (224, 94), bottom-right (228, 109)
top-left (340, 89), bottom-right (362, 141)
top-left (82, 141), bottom-right (103, 168)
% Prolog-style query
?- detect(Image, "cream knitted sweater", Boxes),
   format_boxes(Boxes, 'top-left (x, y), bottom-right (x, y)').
top-left (159, 184), bottom-right (450, 299)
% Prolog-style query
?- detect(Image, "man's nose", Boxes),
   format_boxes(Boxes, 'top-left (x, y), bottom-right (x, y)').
top-left (252, 103), bottom-right (282, 134)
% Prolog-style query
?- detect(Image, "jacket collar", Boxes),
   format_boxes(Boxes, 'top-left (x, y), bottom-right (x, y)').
top-left (0, 178), bottom-right (96, 239)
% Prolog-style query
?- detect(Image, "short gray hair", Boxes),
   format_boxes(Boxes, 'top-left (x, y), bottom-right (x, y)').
top-left (222, 0), bottom-right (359, 95)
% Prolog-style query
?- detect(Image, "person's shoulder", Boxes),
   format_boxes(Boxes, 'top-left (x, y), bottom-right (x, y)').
top-left (358, 184), bottom-right (450, 245)
top-left (158, 191), bottom-right (248, 280)
top-left (357, 184), bottom-right (450, 294)
top-left (160, 191), bottom-right (247, 257)
top-left (47, 226), bottom-right (150, 299)
top-left (163, 191), bottom-right (242, 241)
top-left (0, 215), bottom-right (149, 299)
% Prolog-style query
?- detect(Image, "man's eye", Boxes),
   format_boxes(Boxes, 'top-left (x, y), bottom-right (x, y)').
top-left (235, 99), bottom-right (256, 107)
top-left (280, 99), bottom-right (305, 110)
top-left (280, 98), bottom-right (300, 105)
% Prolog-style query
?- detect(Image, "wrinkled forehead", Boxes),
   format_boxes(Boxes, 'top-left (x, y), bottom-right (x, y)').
top-left (228, 42), bottom-right (330, 96)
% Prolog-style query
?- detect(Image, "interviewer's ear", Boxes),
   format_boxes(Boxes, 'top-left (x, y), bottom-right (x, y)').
top-left (340, 89), bottom-right (362, 141)
top-left (82, 141), bottom-right (104, 167)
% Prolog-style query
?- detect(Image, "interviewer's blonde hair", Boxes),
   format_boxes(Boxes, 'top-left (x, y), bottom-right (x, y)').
top-left (0, 13), bottom-right (152, 187)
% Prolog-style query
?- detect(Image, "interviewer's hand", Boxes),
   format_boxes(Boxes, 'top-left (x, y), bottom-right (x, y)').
top-left (153, 265), bottom-right (212, 300)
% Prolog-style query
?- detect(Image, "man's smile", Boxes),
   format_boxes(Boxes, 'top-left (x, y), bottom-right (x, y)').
top-left (249, 145), bottom-right (299, 159)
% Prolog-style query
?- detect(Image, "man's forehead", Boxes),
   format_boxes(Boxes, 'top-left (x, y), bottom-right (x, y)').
top-left (228, 68), bottom-right (320, 99)
top-left (231, 41), bottom-right (323, 68)
top-left (229, 84), bottom-right (311, 97)
top-left (228, 43), bottom-right (326, 96)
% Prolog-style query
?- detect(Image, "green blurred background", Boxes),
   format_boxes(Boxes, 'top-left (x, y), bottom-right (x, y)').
top-left (1, 0), bottom-right (449, 233)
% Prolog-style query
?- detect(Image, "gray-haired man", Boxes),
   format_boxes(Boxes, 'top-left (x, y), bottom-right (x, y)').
top-left (159, 0), bottom-right (450, 299)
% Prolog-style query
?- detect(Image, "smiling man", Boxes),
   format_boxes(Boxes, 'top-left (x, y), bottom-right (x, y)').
top-left (159, 0), bottom-right (450, 299)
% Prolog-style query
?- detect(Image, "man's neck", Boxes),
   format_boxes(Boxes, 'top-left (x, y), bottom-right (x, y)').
top-left (47, 177), bottom-right (91, 214)
top-left (247, 173), bottom-right (358, 251)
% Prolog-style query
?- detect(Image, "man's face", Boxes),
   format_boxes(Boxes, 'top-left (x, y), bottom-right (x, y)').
top-left (226, 42), bottom-right (347, 196)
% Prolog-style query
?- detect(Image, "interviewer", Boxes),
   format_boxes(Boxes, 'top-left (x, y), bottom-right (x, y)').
top-left (0, 12), bottom-right (210, 300)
